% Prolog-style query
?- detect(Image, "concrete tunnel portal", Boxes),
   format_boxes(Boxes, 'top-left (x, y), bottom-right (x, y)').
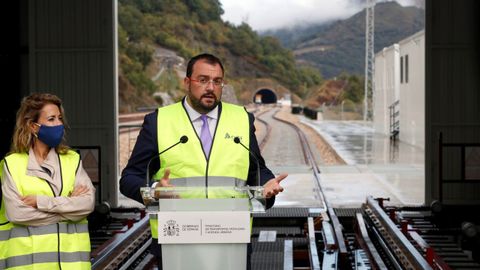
top-left (253, 88), bottom-right (277, 104)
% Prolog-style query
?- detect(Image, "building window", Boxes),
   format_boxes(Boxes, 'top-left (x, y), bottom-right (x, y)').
top-left (400, 56), bottom-right (404, 83)
top-left (405, 54), bottom-right (409, 83)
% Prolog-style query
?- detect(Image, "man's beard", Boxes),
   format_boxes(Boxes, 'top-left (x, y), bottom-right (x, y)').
top-left (188, 90), bottom-right (220, 113)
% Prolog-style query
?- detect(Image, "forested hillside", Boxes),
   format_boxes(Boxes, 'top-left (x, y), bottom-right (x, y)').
top-left (265, 2), bottom-right (424, 78)
top-left (118, 0), bottom-right (323, 112)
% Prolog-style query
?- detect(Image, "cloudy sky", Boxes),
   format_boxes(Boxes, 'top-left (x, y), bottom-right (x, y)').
top-left (220, 0), bottom-right (423, 31)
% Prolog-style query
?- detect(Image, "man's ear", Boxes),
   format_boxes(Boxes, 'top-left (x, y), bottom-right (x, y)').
top-left (183, 77), bottom-right (190, 91)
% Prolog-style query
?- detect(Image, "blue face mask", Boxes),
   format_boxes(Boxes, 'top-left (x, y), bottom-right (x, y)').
top-left (35, 124), bottom-right (65, 148)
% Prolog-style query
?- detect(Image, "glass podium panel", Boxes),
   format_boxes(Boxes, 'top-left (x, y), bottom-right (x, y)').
top-left (140, 178), bottom-right (266, 270)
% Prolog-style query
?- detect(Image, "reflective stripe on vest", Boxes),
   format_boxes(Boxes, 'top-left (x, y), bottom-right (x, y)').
top-left (0, 253), bottom-right (91, 270)
top-left (0, 159), bottom-right (13, 264)
top-left (0, 222), bottom-right (89, 241)
top-left (150, 102), bottom-right (251, 238)
top-left (0, 159), bottom-right (9, 225)
top-left (0, 159), bottom-right (7, 224)
top-left (2, 151), bottom-right (91, 270)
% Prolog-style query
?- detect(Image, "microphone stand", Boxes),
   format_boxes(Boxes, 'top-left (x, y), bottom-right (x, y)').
top-left (233, 137), bottom-right (260, 187)
top-left (141, 135), bottom-right (188, 206)
top-left (233, 137), bottom-right (266, 212)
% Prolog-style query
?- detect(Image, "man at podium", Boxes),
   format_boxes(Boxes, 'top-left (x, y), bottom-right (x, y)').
top-left (120, 53), bottom-right (287, 269)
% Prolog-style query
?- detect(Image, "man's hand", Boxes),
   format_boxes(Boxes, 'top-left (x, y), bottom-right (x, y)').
top-left (155, 168), bottom-right (173, 187)
top-left (153, 169), bottom-right (175, 199)
top-left (263, 173), bottom-right (287, 198)
top-left (70, 185), bottom-right (89, 197)
top-left (20, 195), bottom-right (38, 208)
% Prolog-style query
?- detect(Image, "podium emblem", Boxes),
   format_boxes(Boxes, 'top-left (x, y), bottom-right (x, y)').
top-left (163, 220), bottom-right (180, 237)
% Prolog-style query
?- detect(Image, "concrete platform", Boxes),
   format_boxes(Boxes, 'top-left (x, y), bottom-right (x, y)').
top-left (300, 118), bottom-right (425, 207)
top-left (270, 170), bottom-right (325, 209)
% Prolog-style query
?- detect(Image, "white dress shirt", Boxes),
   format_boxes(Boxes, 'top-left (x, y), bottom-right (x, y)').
top-left (183, 97), bottom-right (218, 136)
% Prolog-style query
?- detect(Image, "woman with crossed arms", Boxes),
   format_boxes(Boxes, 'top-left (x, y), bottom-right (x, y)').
top-left (0, 93), bottom-right (94, 269)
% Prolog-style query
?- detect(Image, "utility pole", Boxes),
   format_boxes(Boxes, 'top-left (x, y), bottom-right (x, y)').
top-left (364, 0), bottom-right (375, 121)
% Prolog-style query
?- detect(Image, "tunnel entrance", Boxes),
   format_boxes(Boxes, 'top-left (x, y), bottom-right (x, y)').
top-left (253, 88), bottom-right (277, 104)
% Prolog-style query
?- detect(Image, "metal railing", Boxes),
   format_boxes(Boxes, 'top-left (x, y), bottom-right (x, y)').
top-left (389, 100), bottom-right (400, 140)
top-left (118, 124), bottom-right (142, 173)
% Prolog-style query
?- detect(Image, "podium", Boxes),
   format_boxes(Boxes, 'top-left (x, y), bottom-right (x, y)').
top-left (141, 179), bottom-right (265, 270)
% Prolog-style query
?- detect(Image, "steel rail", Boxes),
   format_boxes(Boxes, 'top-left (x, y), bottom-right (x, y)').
top-left (270, 108), bottom-right (350, 268)
top-left (354, 212), bottom-right (387, 270)
top-left (271, 110), bottom-right (346, 252)
top-left (365, 196), bottom-right (433, 270)
top-left (91, 216), bottom-right (151, 269)
top-left (102, 106), bottom-right (272, 269)
top-left (368, 222), bottom-right (404, 270)
top-left (102, 106), bottom-right (311, 269)
top-left (307, 217), bottom-right (322, 270)
top-left (118, 238), bottom-right (152, 270)
top-left (321, 221), bottom-right (339, 270)
top-left (252, 106), bottom-right (273, 149)
top-left (271, 109), bottom-right (310, 165)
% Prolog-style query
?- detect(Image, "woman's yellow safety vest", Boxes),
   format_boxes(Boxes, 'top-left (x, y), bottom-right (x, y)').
top-left (0, 160), bottom-right (14, 269)
top-left (150, 102), bottom-right (251, 239)
top-left (0, 151), bottom-right (91, 270)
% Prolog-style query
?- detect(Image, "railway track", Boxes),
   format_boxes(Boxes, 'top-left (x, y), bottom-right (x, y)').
top-left (91, 105), bottom-right (480, 269)
top-left (254, 108), bottom-right (272, 150)
top-left (256, 106), bottom-right (480, 269)
top-left (89, 210), bottom-right (156, 270)
top-left (348, 198), bottom-right (480, 270)
top-left (91, 106), bottom-right (276, 270)
top-left (252, 106), bottom-right (343, 269)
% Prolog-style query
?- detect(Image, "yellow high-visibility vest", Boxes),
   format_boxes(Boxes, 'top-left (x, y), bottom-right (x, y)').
top-left (0, 159), bottom-right (14, 268)
top-left (0, 151), bottom-right (91, 270)
top-left (150, 102), bottom-right (250, 239)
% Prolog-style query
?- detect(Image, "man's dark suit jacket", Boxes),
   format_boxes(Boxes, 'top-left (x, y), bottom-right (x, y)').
top-left (119, 102), bottom-right (276, 208)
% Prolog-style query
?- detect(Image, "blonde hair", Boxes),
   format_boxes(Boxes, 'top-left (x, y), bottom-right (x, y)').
top-left (11, 93), bottom-right (69, 154)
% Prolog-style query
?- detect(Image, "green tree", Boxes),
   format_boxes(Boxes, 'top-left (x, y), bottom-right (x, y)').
top-left (118, 4), bottom-right (147, 41)
top-left (118, 0), bottom-right (326, 109)
top-left (185, 0), bottom-right (224, 23)
top-left (228, 23), bottom-right (261, 57)
top-left (338, 73), bottom-right (364, 103)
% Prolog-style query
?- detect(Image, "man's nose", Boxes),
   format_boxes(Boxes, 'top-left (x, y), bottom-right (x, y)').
top-left (205, 81), bottom-right (215, 91)
top-left (205, 80), bottom-right (215, 88)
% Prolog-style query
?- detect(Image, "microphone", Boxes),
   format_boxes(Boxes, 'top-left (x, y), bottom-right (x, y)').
top-left (145, 135), bottom-right (188, 187)
top-left (233, 136), bottom-right (261, 187)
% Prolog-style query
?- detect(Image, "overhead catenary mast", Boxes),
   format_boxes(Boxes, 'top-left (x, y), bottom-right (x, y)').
top-left (364, 0), bottom-right (375, 121)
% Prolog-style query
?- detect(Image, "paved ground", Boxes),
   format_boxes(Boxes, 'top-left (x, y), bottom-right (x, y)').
top-left (255, 105), bottom-right (424, 208)
top-left (300, 117), bottom-right (425, 207)
top-left (272, 171), bottom-right (325, 209)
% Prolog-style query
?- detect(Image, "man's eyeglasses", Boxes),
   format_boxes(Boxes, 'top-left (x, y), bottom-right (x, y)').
top-left (189, 77), bottom-right (225, 88)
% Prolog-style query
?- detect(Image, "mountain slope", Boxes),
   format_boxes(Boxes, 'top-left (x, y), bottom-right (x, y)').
top-left (118, 0), bottom-right (323, 112)
top-left (266, 2), bottom-right (424, 78)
